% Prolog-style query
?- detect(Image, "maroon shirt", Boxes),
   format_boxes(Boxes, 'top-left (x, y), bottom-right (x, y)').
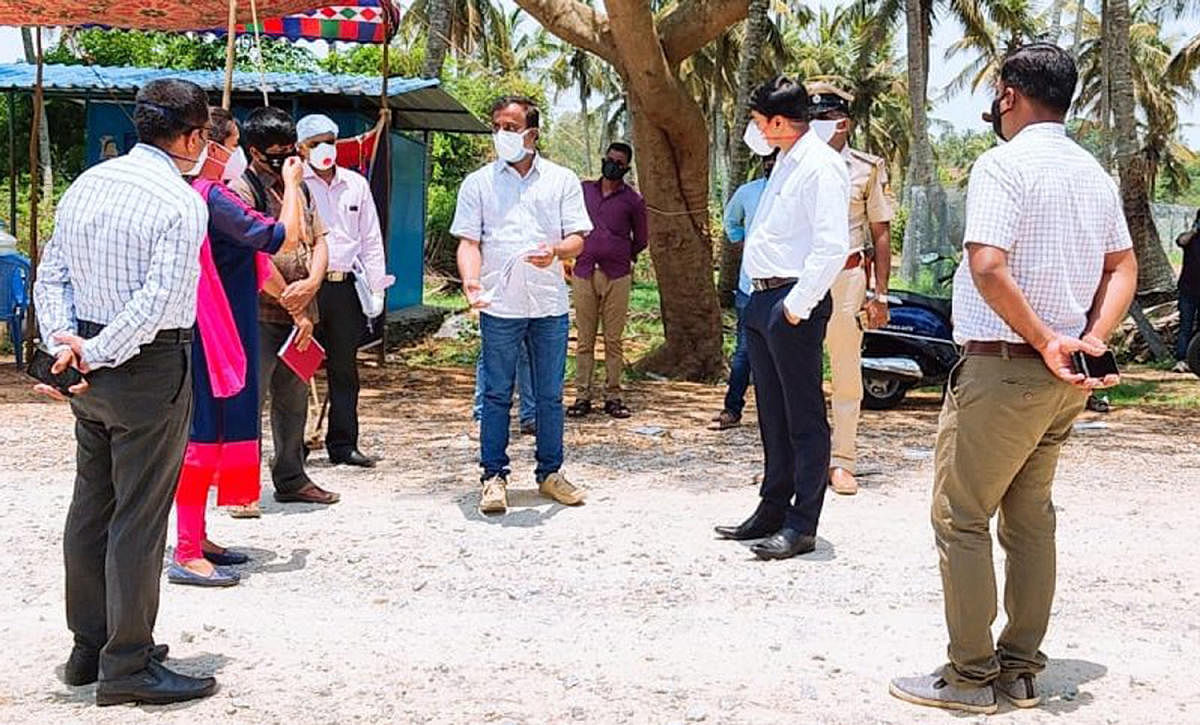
top-left (576, 179), bottom-right (649, 280)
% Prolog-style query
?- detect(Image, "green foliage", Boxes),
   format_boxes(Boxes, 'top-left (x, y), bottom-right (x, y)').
top-left (320, 25), bottom-right (427, 78)
top-left (933, 128), bottom-right (995, 188)
top-left (889, 204), bottom-right (907, 256)
top-left (46, 28), bottom-right (319, 73)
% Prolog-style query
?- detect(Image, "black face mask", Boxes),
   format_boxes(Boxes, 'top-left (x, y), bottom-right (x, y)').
top-left (259, 150), bottom-right (294, 175)
top-left (989, 95), bottom-right (1008, 142)
top-left (601, 158), bottom-right (630, 181)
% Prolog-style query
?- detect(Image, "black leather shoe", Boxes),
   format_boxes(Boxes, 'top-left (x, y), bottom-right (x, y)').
top-left (96, 660), bottom-right (217, 706)
top-left (714, 510), bottom-right (784, 541)
top-left (64, 644), bottom-right (169, 687)
top-left (751, 528), bottom-right (817, 560)
top-left (329, 449), bottom-right (376, 468)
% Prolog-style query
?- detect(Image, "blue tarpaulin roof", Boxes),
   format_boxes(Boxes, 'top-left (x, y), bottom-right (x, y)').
top-left (0, 62), bottom-right (486, 133)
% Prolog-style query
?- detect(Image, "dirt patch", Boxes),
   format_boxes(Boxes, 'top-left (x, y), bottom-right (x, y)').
top-left (1, 361), bottom-right (1198, 724)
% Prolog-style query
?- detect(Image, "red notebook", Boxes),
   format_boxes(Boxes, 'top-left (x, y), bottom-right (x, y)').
top-left (277, 326), bottom-right (326, 383)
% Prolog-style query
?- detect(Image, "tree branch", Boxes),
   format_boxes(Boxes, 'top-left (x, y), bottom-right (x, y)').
top-left (513, 0), bottom-right (619, 67)
top-left (659, 0), bottom-right (750, 67)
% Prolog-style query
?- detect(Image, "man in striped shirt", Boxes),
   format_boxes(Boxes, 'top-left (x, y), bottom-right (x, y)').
top-left (34, 79), bottom-right (221, 707)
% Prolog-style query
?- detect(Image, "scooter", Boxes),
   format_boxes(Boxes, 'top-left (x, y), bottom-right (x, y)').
top-left (860, 252), bottom-right (959, 410)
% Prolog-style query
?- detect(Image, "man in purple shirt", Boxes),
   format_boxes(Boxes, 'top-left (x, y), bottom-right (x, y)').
top-left (568, 142), bottom-right (648, 419)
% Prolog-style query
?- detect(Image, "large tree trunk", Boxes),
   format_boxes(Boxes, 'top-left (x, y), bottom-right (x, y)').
top-left (421, 0), bottom-right (452, 79)
top-left (904, 0), bottom-right (934, 187)
top-left (1106, 0), bottom-right (1176, 297)
top-left (716, 0), bottom-right (770, 305)
top-left (21, 28), bottom-right (51, 205)
top-left (515, 0), bottom-right (743, 379)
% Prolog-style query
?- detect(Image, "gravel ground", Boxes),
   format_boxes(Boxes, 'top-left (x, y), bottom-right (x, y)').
top-left (1, 363), bottom-right (1198, 725)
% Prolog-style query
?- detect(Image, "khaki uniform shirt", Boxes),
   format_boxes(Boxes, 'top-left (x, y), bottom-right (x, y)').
top-left (844, 146), bottom-right (895, 252)
top-left (228, 171), bottom-right (326, 325)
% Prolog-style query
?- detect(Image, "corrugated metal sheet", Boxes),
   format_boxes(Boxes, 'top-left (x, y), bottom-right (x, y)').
top-left (0, 63), bottom-right (487, 133)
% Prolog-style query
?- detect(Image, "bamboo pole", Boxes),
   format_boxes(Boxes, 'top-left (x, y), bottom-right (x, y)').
top-left (377, 11), bottom-right (392, 365)
top-left (25, 27), bottom-right (44, 363)
top-left (222, 0), bottom-right (238, 110)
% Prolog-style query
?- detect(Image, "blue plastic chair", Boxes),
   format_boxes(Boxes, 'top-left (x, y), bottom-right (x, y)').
top-left (0, 254), bottom-right (31, 367)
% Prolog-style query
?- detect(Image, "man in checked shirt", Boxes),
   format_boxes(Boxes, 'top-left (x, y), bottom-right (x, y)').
top-left (33, 79), bottom-right (222, 706)
top-left (890, 44), bottom-right (1136, 715)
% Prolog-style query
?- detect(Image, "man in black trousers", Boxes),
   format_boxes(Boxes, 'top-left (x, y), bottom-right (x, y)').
top-left (714, 76), bottom-right (851, 560)
top-left (33, 79), bottom-right (220, 705)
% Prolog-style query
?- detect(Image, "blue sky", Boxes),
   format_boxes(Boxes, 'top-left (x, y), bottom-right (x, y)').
top-left (1, 5), bottom-right (1197, 144)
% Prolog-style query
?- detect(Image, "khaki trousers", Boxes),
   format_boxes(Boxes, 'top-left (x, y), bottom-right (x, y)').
top-left (825, 267), bottom-right (868, 472)
top-left (933, 355), bottom-right (1086, 687)
top-left (572, 269), bottom-right (632, 401)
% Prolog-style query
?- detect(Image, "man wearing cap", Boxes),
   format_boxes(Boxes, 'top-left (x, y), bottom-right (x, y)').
top-left (713, 76), bottom-right (850, 560)
top-left (296, 114), bottom-right (392, 468)
top-left (807, 81), bottom-right (896, 496)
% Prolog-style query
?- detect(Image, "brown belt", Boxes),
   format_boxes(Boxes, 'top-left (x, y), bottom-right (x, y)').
top-left (751, 277), bottom-right (797, 292)
top-left (964, 340), bottom-right (1040, 359)
top-left (843, 250), bottom-right (865, 270)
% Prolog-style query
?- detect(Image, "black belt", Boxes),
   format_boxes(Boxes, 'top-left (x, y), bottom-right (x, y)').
top-left (78, 320), bottom-right (194, 345)
top-left (751, 277), bottom-right (797, 292)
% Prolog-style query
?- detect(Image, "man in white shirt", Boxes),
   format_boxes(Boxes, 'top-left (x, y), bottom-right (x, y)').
top-left (890, 44), bottom-right (1136, 715)
top-left (33, 79), bottom-right (219, 706)
top-left (713, 76), bottom-right (851, 560)
top-left (451, 97), bottom-right (593, 515)
top-left (295, 114), bottom-right (392, 468)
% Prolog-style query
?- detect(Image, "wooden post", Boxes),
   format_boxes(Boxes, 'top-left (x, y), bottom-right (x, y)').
top-left (222, 0), bottom-right (238, 110)
top-left (6, 91), bottom-right (15, 233)
top-left (25, 27), bottom-right (44, 363)
top-left (377, 14), bottom-right (391, 366)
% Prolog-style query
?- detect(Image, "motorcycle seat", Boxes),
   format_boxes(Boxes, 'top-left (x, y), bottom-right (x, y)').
top-left (891, 290), bottom-right (952, 321)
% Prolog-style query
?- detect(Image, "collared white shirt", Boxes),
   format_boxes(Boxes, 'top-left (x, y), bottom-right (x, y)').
top-left (953, 123), bottom-right (1132, 344)
top-left (303, 164), bottom-right (391, 292)
top-left (743, 129), bottom-right (851, 319)
top-left (34, 143), bottom-right (208, 369)
top-left (450, 154), bottom-right (593, 319)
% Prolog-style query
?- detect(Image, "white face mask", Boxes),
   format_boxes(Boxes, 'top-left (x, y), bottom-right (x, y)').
top-left (309, 142), bottom-right (337, 171)
top-left (742, 121), bottom-right (775, 157)
top-left (810, 119), bottom-right (842, 145)
top-left (493, 129), bottom-right (532, 164)
top-left (221, 146), bottom-right (248, 182)
top-left (182, 142), bottom-right (210, 177)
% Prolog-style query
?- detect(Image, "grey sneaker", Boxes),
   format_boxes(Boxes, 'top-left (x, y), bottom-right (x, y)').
top-left (997, 672), bottom-right (1041, 708)
top-left (889, 672), bottom-right (998, 715)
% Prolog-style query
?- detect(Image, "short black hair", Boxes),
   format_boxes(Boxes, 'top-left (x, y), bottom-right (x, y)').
top-left (607, 141), bottom-right (633, 163)
top-left (998, 43), bottom-right (1077, 116)
top-left (133, 79), bottom-right (209, 145)
top-left (206, 106), bottom-right (236, 146)
top-left (490, 95), bottom-right (540, 129)
top-left (749, 76), bottom-right (811, 122)
top-left (242, 107), bottom-right (296, 152)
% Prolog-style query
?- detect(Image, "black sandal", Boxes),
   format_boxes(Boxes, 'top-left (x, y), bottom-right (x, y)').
top-left (567, 399), bottom-right (592, 418)
top-left (604, 399), bottom-right (632, 419)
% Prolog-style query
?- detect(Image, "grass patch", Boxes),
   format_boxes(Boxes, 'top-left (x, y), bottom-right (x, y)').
top-left (1104, 378), bottom-right (1200, 408)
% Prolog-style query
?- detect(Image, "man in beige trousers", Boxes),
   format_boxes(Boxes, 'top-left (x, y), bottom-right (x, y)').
top-left (807, 82), bottom-right (895, 495)
top-left (568, 142), bottom-right (647, 420)
top-left (890, 44), bottom-right (1136, 715)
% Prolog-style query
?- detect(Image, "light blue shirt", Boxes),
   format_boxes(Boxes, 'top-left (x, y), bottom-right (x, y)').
top-left (724, 177), bottom-right (768, 296)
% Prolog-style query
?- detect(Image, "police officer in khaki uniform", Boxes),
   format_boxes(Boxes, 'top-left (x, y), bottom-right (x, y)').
top-left (807, 81), bottom-right (896, 496)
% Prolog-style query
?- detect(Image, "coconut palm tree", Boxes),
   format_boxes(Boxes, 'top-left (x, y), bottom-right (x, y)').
top-left (941, 0), bottom-right (1041, 98)
top-left (1105, 0), bottom-right (1179, 295)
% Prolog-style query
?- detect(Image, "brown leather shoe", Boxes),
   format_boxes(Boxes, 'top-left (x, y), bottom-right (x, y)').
top-left (708, 410), bottom-right (741, 431)
top-left (830, 467), bottom-right (858, 496)
top-left (274, 483), bottom-right (340, 505)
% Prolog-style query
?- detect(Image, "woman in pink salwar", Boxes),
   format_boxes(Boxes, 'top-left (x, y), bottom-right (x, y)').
top-left (168, 108), bottom-right (305, 587)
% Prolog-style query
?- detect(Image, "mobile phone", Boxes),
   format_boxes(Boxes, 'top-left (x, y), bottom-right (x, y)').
top-left (26, 347), bottom-right (85, 396)
top-left (1070, 350), bottom-right (1120, 379)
